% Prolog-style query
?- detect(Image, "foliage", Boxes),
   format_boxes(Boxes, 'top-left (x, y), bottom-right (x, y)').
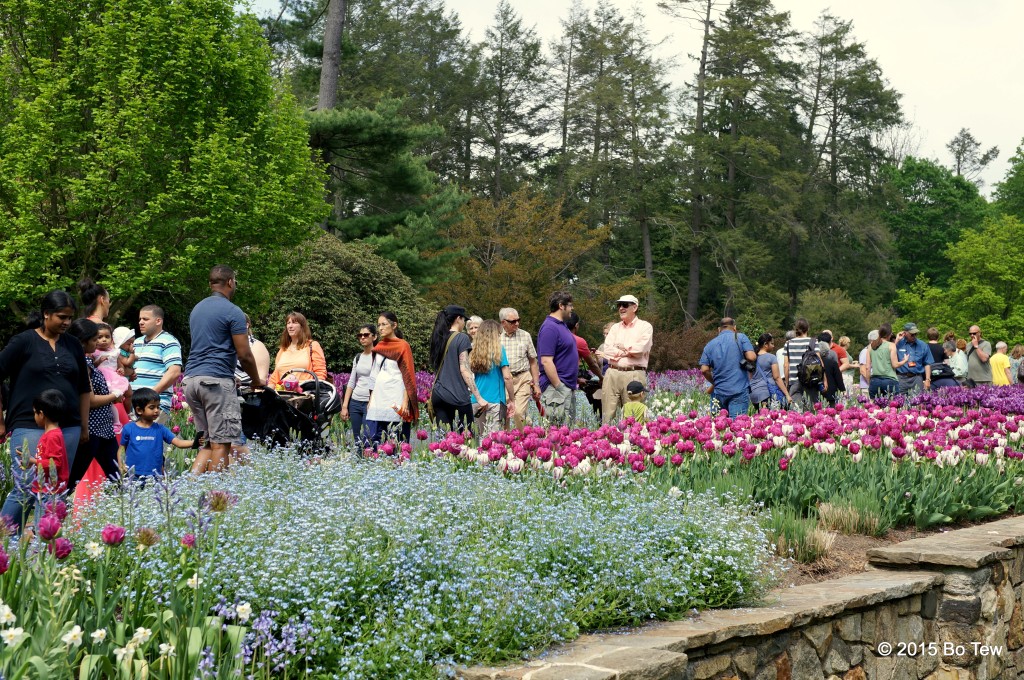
top-left (428, 186), bottom-right (642, 335)
top-left (0, 0), bottom-right (327, 317)
top-left (946, 127), bottom-right (999, 186)
top-left (63, 451), bottom-right (779, 676)
top-left (881, 156), bottom-right (990, 288)
top-left (895, 215), bottom-right (1024, 344)
top-left (795, 287), bottom-right (891, 343)
top-left (995, 141), bottom-right (1024, 221)
top-left (254, 233), bottom-right (435, 371)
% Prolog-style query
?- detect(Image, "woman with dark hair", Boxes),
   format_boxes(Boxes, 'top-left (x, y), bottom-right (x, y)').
top-left (65, 319), bottom-right (122, 489)
top-left (341, 324), bottom-right (381, 448)
top-left (428, 305), bottom-right (485, 433)
top-left (77, 278), bottom-right (110, 323)
top-left (747, 333), bottom-right (789, 410)
top-left (863, 323), bottom-right (906, 399)
top-left (267, 311), bottom-right (327, 388)
top-left (0, 291), bottom-right (93, 526)
top-left (366, 312), bottom-right (417, 443)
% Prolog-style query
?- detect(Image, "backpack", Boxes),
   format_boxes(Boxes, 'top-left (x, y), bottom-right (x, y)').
top-left (797, 347), bottom-right (825, 388)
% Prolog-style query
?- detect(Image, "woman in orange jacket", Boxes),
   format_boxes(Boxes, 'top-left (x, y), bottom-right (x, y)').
top-left (267, 312), bottom-right (328, 388)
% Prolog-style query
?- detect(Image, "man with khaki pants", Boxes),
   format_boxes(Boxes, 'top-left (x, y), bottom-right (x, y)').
top-left (499, 307), bottom-right (541, 430)
top-left (599, 294), bottom-right (653, 424)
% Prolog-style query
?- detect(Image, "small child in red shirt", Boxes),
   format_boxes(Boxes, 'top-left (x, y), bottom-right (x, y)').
top-left (30, 390), bottom-right (69, 498)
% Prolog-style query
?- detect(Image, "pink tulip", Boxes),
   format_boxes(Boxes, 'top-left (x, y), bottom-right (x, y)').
top-left (181, 534), bottom-right (196, 548)
top-left (0, 547), bottom-right (8, 574)
top-left (44, 499), bottom-right (68, 521)
top-left (49, 537), bottom-right (73, 560)
top-left (416, 429), bottom-right (428, 440)
top-left (38, 514), bottom-right (61, 541)
top-left (101, 524), bottom-right (126, 546)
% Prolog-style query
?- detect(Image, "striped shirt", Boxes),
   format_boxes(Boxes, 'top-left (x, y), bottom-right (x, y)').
top-left (783, 337), bottom-right (814, 383)
top-left (500, 329), bottom-right (537, 375)
top-left (131, 331), bottom-right (182, 412)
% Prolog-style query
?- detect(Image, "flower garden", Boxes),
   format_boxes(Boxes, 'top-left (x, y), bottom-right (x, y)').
top-left (4, 371), bottom-right (1024, 677)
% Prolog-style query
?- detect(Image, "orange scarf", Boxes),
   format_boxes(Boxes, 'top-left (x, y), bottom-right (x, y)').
top-left (373, 336), bottom-right (419, 423)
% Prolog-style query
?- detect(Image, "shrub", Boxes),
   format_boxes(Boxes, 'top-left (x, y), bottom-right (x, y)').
top-left (255, 233), bottom-right (436, 371)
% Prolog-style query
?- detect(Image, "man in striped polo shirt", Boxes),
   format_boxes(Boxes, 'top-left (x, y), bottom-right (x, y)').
top-left (131, 305), bottom-right (183, 424)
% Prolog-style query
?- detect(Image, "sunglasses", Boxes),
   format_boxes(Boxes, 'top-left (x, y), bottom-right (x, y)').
top-left (504, 319), bottom-right (521, 325)
top-left (617, 302), bottom-right (632, 309)
top-left (357, 332), bottom-right (373, 338)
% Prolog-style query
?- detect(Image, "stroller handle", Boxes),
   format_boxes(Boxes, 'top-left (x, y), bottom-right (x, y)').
top-left (279, 368), bottom-right (325, 424)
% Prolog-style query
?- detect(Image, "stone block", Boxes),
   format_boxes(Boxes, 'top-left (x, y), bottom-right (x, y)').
top-left (860, 610), bottom-right (876, 642)
top-left (733, 647), bottom-right (757, 679)
top-left (753, 663), bottom-right (777, 680)
top-left (991, 559), bottom-right (1005, 585)
top-left (688, 653), bottom-right (730, 680)
top-left (788, 638), bottom-right (824, 680)
top-left (1010, 552), bottom-right (1024, 585)
top-left (895, 614), bottom-right (924, 645)
top-left (942, 567), bottom-right (993, 596)
top-left (803, 623), bottom-right (832, 658)
top-left (939, 623), bottom-right (984, 665)
top-left (873, 606), bottom-right (897, 645)
top-left (823, 638), bottom-right (852, 675)
top-left (835, 614), bottom-right (861, 642)
top-left (922, 667), bottom-right (971, 680)
top-left (774, 652), bottom-right (791, 680)
top-left (980, 584), bottom-right (998, 622)
top-left (1011, 601), bottom-right (1024, 650)
top-left (849, 643), bottom-right (863, 667)
top-left (586, 648), bottom-right (688, 680)
top-left (938, 596), bottom-right (982, 625)
top-left (524, 665), bottom-right (614, 680)
top-left (866, 654), bottom-right (916, 680)
top-left (922, 590), bottom-right (939, 619)
top-left (917, 649), bottom-right (939, 678)
top-left (841, 668), bottom-right (866, 680)
top-left (897, 595), bottom-right (921, 615)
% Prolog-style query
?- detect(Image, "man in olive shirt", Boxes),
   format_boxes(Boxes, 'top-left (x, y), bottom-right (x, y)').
top-left (966, 324), bottom-right (992, 386)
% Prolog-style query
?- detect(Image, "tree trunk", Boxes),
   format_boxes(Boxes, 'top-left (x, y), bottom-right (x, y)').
top-left (685, 0), bottom-right (713, 326)
top-left (317, 0), bottom-right (347, 111)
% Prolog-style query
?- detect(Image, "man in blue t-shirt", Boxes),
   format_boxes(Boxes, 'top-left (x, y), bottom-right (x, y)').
top-left (894, 322), bottom-right (933, 395)
top-left (183, 265), bottom-right (263, 474)
top-left (699, 318), bottom-right (757, 418)
top-left (537, 291), bottom-right (579, 424)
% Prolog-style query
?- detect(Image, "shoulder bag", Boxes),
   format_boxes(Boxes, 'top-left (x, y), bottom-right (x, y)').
top-left (426, 332), bottom-right (457, 422)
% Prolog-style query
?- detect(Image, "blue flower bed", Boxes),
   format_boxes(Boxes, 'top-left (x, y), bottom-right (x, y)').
top-left (75, 451), bottom-right (779, 677)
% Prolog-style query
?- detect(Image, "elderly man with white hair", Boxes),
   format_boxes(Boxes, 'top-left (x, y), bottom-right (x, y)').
top-left (498, 307), bottom-right (541, 430)
top-left (991, 341), bottom-right (1013, 386)
top-left (598, 294), bottom-right (653, 424)
top-left (857, 330), bottom-right (879, 395)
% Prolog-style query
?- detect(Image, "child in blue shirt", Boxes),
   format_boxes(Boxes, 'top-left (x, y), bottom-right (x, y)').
top-left (118, 388), bottom-right (193, 479)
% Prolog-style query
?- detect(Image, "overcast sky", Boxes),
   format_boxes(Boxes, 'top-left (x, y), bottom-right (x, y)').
top-left (250, 0), bottom-right (1024, 193)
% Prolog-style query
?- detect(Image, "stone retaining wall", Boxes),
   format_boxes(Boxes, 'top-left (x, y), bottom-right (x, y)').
top-left (461, 516), bottom-right (1024, 680)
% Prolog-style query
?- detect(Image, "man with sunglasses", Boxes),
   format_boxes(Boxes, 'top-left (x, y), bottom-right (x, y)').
top-left (499, 307), bottom-right (541, 430)
top-left (966, 325), bottom-right (992, 386)
top-left (599, 294), bottom-right (653, 424)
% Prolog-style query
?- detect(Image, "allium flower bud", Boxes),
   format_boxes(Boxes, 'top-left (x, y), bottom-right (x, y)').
top-left (135, 527), bottom-right (160, 548)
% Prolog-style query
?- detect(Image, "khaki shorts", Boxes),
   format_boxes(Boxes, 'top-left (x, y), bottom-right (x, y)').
top-left (183, 376), bottom-right (241, 444)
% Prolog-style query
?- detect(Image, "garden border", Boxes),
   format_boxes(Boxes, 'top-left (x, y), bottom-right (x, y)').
top-left (460, 516), bottom-right (1024, 679)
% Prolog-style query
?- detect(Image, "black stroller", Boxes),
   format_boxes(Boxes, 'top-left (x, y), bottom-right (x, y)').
top-left (241, 369), bottom-right (341, 454)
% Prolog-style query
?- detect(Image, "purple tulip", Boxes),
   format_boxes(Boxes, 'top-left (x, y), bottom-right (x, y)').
top-left (49, 537), bottom-right (73, 560)
top-left (101, 524), bottom-right (126, 546)
top-left (38, 514), bottom-right (62, 541)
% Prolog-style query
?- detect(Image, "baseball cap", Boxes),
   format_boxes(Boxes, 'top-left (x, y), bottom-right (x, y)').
top-left (616, 294), bottom-right (639, 306)
top-left (626, 380), bottom-right (648, 395)
top-left (902, 322), bottom-right (919, 334)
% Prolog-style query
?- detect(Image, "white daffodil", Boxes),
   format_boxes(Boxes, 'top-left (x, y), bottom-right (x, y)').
top-left (159, 642), bottom-right (176, 658)
top-left (1, 627), bottom-right (27, 647)
top-left (235, 602), bottom-right (252, 623)
top-left (91, 629), bottom-right (107, 643)
top-left (61, 625), bottom-right (84, 648)
top-left (0, 604), bottom-right (15, 626)
top-left (85, 541), bottom-right (103, 559)
top-left (130, 627), bottom-right (152, 646)
top-left (187, 573), bottom-right (203, 589)
top-left (113, 642), bottom-right (136, 662)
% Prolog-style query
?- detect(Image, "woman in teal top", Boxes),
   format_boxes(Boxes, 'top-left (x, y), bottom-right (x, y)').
top-left (470, 321), bottom-right (514, 436)
top-left (863, 323), bottom-right (906, 399)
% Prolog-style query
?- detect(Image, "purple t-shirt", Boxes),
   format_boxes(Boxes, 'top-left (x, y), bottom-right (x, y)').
top-left (537, 316), bottom-right (579, 390)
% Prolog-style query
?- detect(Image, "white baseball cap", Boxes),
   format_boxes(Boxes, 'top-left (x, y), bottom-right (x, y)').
top-left (616, 294), bottom-right (639, 306)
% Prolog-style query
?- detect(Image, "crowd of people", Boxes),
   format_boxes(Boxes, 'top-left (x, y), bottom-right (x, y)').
top-left (698, 317), bottom-right (1023, 418)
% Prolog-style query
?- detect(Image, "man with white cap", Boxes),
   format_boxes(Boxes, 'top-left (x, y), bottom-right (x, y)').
top-left (598, 294), bottom-right (653, 424)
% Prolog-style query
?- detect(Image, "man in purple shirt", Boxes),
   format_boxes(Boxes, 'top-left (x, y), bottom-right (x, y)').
top-left (537, 291), bottom-right (579, 424)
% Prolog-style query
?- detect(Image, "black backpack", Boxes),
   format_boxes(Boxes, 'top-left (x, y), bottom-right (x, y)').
top-left (797, 347), bottom-right (825, 388)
